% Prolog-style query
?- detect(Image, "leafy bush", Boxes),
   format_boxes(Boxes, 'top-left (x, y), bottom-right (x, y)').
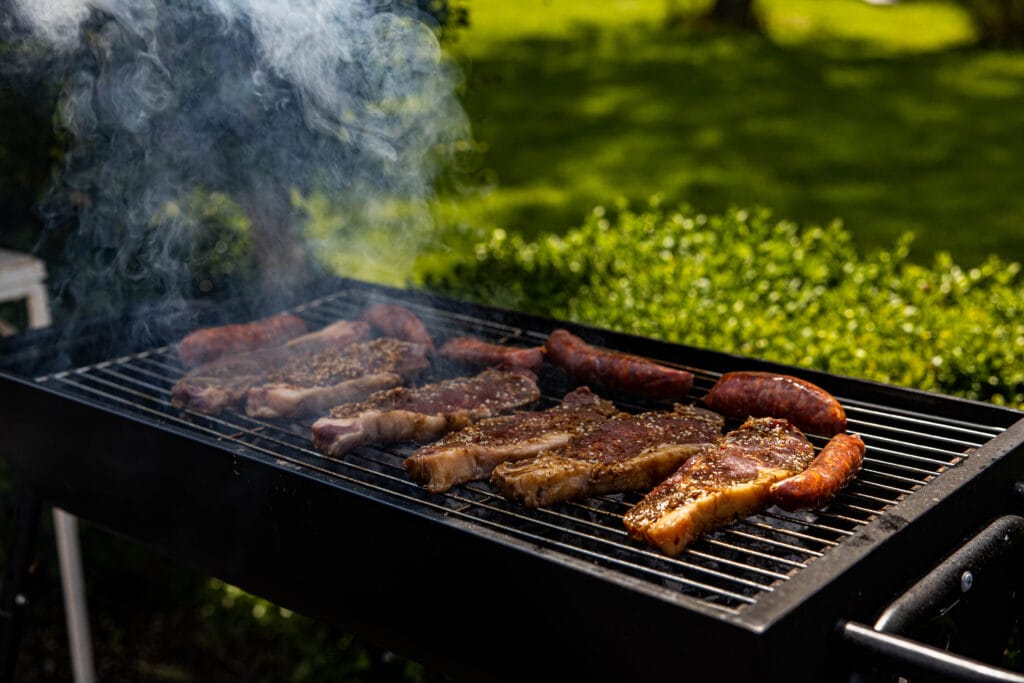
top-left (420, 200), bottom-right (1024, 408)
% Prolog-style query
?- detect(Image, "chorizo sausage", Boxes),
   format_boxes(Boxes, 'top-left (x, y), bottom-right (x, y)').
top-left (543, 328), bottom-right (694, 401)
top-left (361, 303), bottom-right (436, 356)
top-left (769, 432), bottom-right (866, 511)
top-left (702, 370), bottom-right (847, 436)
top-left (176, 312), bottom-right (307, 368)
top-left (439, 336), bottom-right (545, 373)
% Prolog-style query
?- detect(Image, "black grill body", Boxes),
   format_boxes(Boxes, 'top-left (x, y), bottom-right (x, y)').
top-left (2, 278), bottom-right (1023, 681)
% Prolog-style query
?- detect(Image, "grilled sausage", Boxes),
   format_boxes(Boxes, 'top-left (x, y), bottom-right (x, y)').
top-left (769, 432), bottom-right (866, 511)
top-left (176, 312), bottom-right (308, 368)
top-left (439, 336), bottom-right (545, 373)
top-left (702, 370), bottom-right (847, 436)
top-left (361, 303), bottom-right (435, 356)
top-left (543, 329), bottom-right (694, 401)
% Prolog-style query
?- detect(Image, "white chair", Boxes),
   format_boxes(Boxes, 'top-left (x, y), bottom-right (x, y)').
top-left (0, 248), bottom-right (96, 683)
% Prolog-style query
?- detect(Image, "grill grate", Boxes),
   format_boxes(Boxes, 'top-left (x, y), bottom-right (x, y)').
top-left (34, 288), bottom-right (1008, 612)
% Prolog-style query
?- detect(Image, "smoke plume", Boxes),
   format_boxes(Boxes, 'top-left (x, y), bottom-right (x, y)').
top-left (4, 0), bottom-right (469, 340)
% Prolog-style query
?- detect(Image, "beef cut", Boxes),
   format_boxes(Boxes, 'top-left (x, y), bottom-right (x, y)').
top-left (176, 312), bottom-right (308, 368)
top-left (490, 403), bottom-right (724, 508)
top-left (171, 320), bottom-right (369, 415)
top-left (623, 417), bottom-right (816, 557)
top-left (245, 337), bottom-right (431, 419)
top-left (404, 386), bottom-right (620, 493)
top-left (311, 368), bottom-right (542, 458)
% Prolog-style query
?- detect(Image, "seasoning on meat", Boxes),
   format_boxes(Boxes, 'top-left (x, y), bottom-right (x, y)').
top-left (543, 328), bottom-right (694, 401)
top-left (490, 403), bottom-right (724, 508)
top-left (176, 312), bottom-right (308, 368)
top-left (171, 319), bottom-right (370, 415)
top-left (311, 368), bottom-right (542, 458)
top-left (404, 387), bottom-right (620, 493)
top-left (438, 335), bottom-right (545, 374)
top-left (702, 370), bottom-right (847, 436)
top-left (623, 417), bottom-right (816, 557)
top-left (245, 337), bottom-right (430, 419)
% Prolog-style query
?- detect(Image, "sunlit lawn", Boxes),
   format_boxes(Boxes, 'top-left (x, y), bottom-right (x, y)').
top-left (429, 0), bottom-right (1024, 269)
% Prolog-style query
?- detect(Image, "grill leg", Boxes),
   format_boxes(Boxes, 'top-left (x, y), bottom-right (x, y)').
top-left (0, 488), bottom-right (42, 683)
top-left (53, 509), bottom-right (96, 683)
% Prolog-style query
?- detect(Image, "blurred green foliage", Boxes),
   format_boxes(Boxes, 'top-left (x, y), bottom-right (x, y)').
top-left (420, 200), bottom-right (1024, 408)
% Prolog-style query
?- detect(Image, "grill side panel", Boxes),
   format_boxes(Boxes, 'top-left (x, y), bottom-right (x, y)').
top-left (0, 374), bottom-right (767, 682)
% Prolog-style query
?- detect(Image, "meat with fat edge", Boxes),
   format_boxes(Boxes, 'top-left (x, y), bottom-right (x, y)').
top-left (623, 417), bottom-right (816, 557)
top-left (245, 337), bottom-right (430, 419)
top-left (404, 386), bottom-right (620, 493)
top-left (171, 319), bottom-right (370, 415)
top-left (490, 403), bottom-right (724, 508)
top-left (311, 368), bottom-right (541, 458)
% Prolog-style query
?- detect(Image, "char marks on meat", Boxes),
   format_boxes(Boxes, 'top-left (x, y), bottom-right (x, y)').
top-left (405, 387), bottom-right (620, 493)
top-left (171, 319), bottom-right (370, 415)
top-left (311, 368), bottom-right (542, 458)
top-left (245, 337), bottom-right (431, 419)
top-left (623, 417), bottom-right (816, 557)
top-left (490, 404), bottom-right (724, 508)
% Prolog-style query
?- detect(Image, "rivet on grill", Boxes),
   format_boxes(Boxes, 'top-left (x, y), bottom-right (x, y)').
top-left (960, 570), bottom-right (974, 593)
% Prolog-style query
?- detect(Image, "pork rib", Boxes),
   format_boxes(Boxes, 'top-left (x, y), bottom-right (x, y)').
top-left (245, 337), bottom-right (430, 419)
top-left (490, 403), bottom-right (724, 508)
top-left (623, 417), bottom-right (816, 557)
top-left (404, 386), bottom-right (620, 493)
top-left (311, 368), bottom-right (541, 458)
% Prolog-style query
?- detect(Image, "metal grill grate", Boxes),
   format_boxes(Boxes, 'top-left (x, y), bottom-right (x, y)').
top-left (34, 288), bottom-right (1009, 612)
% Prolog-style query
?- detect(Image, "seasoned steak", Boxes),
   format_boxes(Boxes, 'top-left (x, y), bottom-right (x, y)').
top-left (176, 312), bottom-right (308, 368)
top-left (245, 337), bottom-right (430, 419)
top-left (311, 368), bottom-right (542, 458)
top-left (490, 404), bottom-right (724, 508)
top-left (623, 417), bottom-right (816, 557)
top-left (405, 387), bottom-right (621, 493)
top-left (170, 319), bottom-right (370, 415)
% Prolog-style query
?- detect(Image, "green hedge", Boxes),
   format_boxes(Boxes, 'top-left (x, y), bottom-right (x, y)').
top-left (421, 200), bottom-right (1024, 408)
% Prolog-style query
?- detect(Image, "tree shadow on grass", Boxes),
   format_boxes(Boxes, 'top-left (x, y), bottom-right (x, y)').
top-left (446, 22), bottom-right (1024, 266)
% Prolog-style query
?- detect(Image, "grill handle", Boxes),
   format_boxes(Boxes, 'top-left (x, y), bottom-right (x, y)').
top-left (838, 513), bottom-right (1024, 683)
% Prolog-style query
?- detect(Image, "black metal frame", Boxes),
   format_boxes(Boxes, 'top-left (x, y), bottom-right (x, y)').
top-left (2, 277), bottom-right (1023, 681)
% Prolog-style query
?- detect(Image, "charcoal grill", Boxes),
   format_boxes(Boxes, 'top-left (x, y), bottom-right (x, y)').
top-left (1, 276), bottom-right (1022, 682)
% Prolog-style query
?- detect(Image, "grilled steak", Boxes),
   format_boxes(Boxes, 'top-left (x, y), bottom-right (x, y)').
top-left (404, 386), bottom-right (620, 493)
top-left (490, 404), bottom-right (724, 508)
top-left (311, 368), bottom-right (542, 458)
top-left (176, 312), bottom-right (308, 368)
top-left (245, 337), bottom-right (431, 419)
top-left (361, 303), bottom-right (436, 356)
top-left (623, 417), bottom-right (816, 557)
top-left (171, 319), bottom-right (370, 415)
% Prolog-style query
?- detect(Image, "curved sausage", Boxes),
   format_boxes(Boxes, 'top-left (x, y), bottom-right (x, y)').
top-left (702, 371), bottom-right (847, 436)
top-left (439, 336), bottom-right (545, 373)
top-left (769, 432), bottom-right (866, 511)
top-left (176, 312), bottom-right (307, 368)
top-left (543, 329), bottom-right (694, 401)
top-left (361, 303), bottom-right (435, 356)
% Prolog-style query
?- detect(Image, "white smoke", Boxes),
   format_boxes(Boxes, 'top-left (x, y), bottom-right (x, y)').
top-left (6, 0), bottom-right (470, 335)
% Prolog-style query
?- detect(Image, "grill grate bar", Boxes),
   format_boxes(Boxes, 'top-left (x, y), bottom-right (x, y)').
top-left (727, 524), bottom-right (836, 550)
top-left (842, 401), bottom-right (1005, 438)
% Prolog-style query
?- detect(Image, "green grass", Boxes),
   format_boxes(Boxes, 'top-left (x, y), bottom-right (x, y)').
top-left (427, 0), bottom-right (1024, 270)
